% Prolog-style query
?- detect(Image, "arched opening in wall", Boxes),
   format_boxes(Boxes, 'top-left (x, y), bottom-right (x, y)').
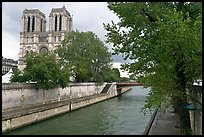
top-left (39, 47), bottom-right (48, 54)
top-left (54, 36), bottom-right (57, 42)
top-left (26, 37), bottom-right (29, 43)
top-left (25, 50), bottom-right (29, 56)
top-left (32, 16), bottom-right (35, 32)
top-left (27, 16), bottom-right (30, 32)
top-left (25, 46), bottom-right (32, 56)
top-left (59, 15), bottom-right (62, 31)
top-left (55, 15), bottom-right (57, 31)
top-left (41, 19), bottom-right (43, 32)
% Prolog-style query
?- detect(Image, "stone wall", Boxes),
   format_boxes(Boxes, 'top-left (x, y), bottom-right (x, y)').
top-left (189, 85), bottom-right (202, 135)
top-left (2, 82), bottom-right (132, 133)
top-left (2, 83), bottom-right (106, 111)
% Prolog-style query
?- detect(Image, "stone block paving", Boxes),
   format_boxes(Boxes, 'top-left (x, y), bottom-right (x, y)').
top-left (148, 104), bottom-right (181, 135)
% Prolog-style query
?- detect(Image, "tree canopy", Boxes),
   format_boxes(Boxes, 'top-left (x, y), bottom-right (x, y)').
top-left (104, 2), bottom-right (202, 133)
top-left (11, 52), bottom-right (70, 90)
top-left (56, 30), bottom-right (113, 83)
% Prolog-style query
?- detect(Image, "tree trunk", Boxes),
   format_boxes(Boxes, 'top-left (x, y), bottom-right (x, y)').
top-left (174, 53), bottom-right (192, 134)
top-left (177, 97), bottom-right (191, 130)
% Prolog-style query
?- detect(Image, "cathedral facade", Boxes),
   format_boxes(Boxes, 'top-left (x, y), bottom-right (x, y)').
top-left (18, 6), bottom-right (72, 71)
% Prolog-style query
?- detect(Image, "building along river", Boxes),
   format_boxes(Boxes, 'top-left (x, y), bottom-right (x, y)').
top-left (4, 86), bottom-right (153, 135)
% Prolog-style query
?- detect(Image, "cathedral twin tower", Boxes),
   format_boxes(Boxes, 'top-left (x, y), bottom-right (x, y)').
top-left (18, 6), bottom-right (72, 71)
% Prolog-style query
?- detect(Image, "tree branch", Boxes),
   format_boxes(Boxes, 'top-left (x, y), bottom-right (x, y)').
top-left (142, 8), bottom-right (157, 22)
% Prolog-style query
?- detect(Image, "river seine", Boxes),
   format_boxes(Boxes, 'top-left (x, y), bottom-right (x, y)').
top-left (4, 86), bottom-right (152, 135)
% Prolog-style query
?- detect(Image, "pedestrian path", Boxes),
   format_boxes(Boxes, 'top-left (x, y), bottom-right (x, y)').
top-left (148, 104), bottom-right (181, 135)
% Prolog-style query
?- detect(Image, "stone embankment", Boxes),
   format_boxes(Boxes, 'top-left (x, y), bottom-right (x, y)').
top-left (2, 83), bottom-right (131, 133)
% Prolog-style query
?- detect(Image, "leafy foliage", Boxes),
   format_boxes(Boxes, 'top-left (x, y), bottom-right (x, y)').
top-left (11, 52), bottom-right (70, 90)
top-left (57, 30), bottom-right (113, 83)
top-left (102, 67), bottom-right (121, 82)
top-left (10, 68), bottom-right (26, 82)
top-left (104, 2), bottom-right (202, 111)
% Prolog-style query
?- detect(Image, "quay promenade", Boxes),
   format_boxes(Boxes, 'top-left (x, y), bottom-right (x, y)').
top-left (146, 103), bottom-right (181, 135)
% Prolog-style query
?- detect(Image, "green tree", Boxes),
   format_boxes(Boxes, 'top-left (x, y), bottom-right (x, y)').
top-left (57, 30), bottom-right (112, 83)
top-left (119, 77), bottom-right (130, 82)
top-left (103, 67), bottom-right (121, 82)
top-left (10, 68), bottom-right (26, 82)
top-left (104, 2), bottom-right (202, 133)
top-left (112, 68), bottom-right (121, 80)
top-left (11, 52), bottom-right (70, 90)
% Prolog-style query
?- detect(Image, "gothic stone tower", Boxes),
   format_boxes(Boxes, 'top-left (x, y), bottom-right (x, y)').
top-left (18, 6), bottom-right (72, 71)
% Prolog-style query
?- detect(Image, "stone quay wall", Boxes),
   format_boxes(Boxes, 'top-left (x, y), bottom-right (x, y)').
top-left (2, 83), bottom-right (131, 133)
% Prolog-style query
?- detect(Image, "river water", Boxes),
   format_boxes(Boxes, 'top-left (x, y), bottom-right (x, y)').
top-left (4, 86), bottom-right (152, 135)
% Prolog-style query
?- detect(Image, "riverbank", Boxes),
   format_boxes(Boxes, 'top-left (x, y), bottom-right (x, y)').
top-left (3, 86), bottom-right (151, 135)
top-left (144, 103), bottom-right (181, 135)
top-left (2, 83), bottom-right (131, 133)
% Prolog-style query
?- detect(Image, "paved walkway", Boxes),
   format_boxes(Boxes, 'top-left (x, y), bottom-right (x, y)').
top-left (148, 104), bottom-right (181, 135)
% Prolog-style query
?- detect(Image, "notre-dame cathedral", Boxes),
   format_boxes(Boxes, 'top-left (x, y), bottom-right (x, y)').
top-left (18, 6), bottom-right (72, 71)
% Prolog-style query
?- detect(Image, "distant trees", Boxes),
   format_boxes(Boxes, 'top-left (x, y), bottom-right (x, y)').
top-left (102, 67), bottom-right (121, 82)
top-left (56, 30), bottom-right (114, 83)
top-left (11, 52), bottom-right (70, 90)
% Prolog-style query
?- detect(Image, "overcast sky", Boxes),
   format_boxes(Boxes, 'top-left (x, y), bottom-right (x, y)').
top-left (2, 2), bottom-right (130, 77)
